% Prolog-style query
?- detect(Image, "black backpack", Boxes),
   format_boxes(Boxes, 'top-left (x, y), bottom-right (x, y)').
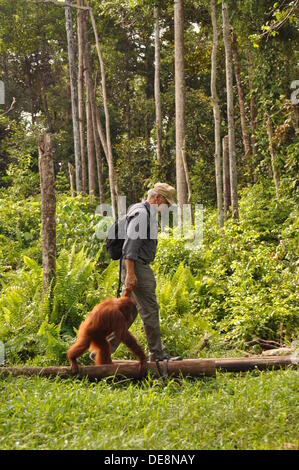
top-left (106, 203), bottom-right (151, 261)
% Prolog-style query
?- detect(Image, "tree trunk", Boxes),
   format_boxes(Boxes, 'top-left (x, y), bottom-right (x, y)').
top-left (222, 2), bottom-right (238, 219)
top-left (154, 6), bottom-right (162, 165)
top-left (174, 0), bottom-right (188, 208)
top-left (41, 80), bottom-right (54, 133)
top-left (181, 139), bottom-right (193, 211)
top-left (210, 0), bottom-right (224, 229)
top-left (231, 30), bottom-right (251, 159)
top-left (68, 162), bottom-right (75, 197)
top-left (77, 0), bottom-right (87, 194)
top-left (222, 135), bottom-right (231, 215)
top-left (65, 5), bottom-right (82, 194)
top-left (86, 99), bottom-right (97, 199)
top-left (38, 133), bottom-right (56, 294)
top-left (266, 113), bottom-right (280, 198)
top-left (82, 9), bottom-right (97, 199)
top-left (89, 8), bottom-right (117, 218)
top-left (90, 91), bottom-right (105, 205)
top-left (248, 54), bottom-right (257, 183)
top-left (125, 80), bottom-right (131, 139)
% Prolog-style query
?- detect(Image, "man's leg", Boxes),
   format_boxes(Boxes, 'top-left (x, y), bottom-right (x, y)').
top-left (132, 261), bottom-right (164, 358)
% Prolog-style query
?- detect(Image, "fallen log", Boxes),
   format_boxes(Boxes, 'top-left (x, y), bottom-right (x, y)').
top-left (215, 356), bottom-right (296, 372)
top-left (0, 359), bottom-right (216, 380)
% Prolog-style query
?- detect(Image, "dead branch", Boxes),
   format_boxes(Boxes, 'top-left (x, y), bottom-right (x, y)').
top-left (2, 97), bottom-right (16, 116)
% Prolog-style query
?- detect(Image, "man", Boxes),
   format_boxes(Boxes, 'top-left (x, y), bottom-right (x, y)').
top-left (92, 182), bottom-right (182, 363)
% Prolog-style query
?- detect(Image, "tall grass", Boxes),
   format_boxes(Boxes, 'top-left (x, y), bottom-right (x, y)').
top-left (0, 370), bottom-right (298, 450)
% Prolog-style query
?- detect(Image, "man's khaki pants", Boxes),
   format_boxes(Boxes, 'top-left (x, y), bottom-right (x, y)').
top-left (109, 258), bottom-right (164, 358)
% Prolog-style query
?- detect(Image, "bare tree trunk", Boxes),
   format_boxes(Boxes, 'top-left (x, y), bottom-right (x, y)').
top-left (86, 99), bottom-right (97, 199)
top-left (248, 54), bottom-right (258, 183)
top-left (38, 133), bottom-right (56, 294)
top-left (210, 0), bottom-right (224, 229)
top-left (89, 8), bottom-right (117, 218)
top-left (68, 162), bottom-right (75, 197)
top-left (222, 1), bottom-right (238, 219)
top-left (125, 80), bottom-right (131, 139)
top-left (82, 9), bottom-right (97, 199)
top-left (181, 139), bottom-right (192, 203)
top-left (40, 79), bottom-right (54, 133)
top-left (77, 0), bottom-right (87, 194)
top-left (154, 5), bottom-right (162, 165)
top-left (65, 5), bottom-right (82, 194)
top-left (222, 135), bottom-right (231, 215)
top-left (231, 30), bottom-right (251, 159)
top-left (91, 92), bottom-right (105, 205)
top-left (266, 114), bottom-right (280, 198)
top-left (174, 0), bottom-right (188, 208)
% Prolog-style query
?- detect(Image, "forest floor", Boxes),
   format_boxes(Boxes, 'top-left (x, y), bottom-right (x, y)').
top-left (0, 368), bottom-right (298, 450)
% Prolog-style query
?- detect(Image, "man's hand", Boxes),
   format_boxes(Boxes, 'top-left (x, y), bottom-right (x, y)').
top-left (124, 259), bottom-right (138, 293)
top-left (125, 272), bottom-right (137, 292)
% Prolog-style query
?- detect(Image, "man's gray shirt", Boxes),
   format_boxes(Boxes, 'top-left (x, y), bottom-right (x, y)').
top-left (122, 201), bottom-right (158, 263)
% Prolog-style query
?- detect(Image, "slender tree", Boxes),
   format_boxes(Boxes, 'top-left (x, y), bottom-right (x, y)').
top-left (231, 30), bottom-right (251, 159)
top-left (68, 162), bottom-right (75, 197)
top-left (65, 4), bottom-right (82, 193)
top-left (222, 1), bottom-right (238, 219)
top-left (222, 135), bottom-right (231, 216)
top-left (154, 4), bottom-right (162, 165)
top-left (82, 9), bottom-right (97, 198)
top-left (248, 54), bottom-right (258, 182)
top-left (89, 7), bottom-right (117, 218)
top-left (91, 93), bottom-right (105, 205)
top-left (266, 113), bottom-right (280, 198)
top-left (174, 0), bottom-right (188, 208)
top-left (77, 0), bottom-right (87, 194)
top-left (210, 0), bottom-right (224, 229)
top-left (38, 133), bottom-right (56, 294)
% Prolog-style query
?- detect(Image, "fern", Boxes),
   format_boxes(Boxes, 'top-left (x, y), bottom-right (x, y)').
top-left (50, 245), bottom-right (95, 327)
top-left (157, 263), bottom-right (196, 317)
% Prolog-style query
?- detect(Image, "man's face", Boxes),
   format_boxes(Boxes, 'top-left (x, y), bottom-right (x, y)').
top-left (154, 194), bottom-right (170, 213)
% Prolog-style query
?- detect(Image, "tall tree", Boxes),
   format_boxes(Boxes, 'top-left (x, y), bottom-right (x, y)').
top-left (174, 0), bottom-right (188, 208)
top-left (210, 0), bottom-right (224, 229)
top-left (89, 8), bottom-right (117, 218)
top-left (77, 0), bottom-right (87, 194)
top-left (266, 113), bottom-right (280, 198)
top-left (82, 8), bottom-right (97, 198)
top-left (38, 133), bottom-right (56, 295)
top-left (65, 4), bottom-right (82, 194)
top-left (248, 53), bottom-right (257, 181)
top-left (154, 4), bottom-right (162, 165)
top-left (91, 93), bottom-right (105, 205)
top-left (222, 135), bottom-right (231, 215)
top-left (231, 30), bottom-right (251, 159)
top-left (222, 1), bottom-right (238, 219)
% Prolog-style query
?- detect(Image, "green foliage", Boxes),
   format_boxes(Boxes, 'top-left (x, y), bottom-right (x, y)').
top-left (0, 255), bottom-right (43, 361)
top-left (154, 183), bottom-right (299, 347)
top-left (0, 181), bottom-right (298, 364)
top-left (50, 245), bottom-right (96, 329)
top-left (56, 194), bottom-right (104, 259)
top-left (0, 246), bottom-right (97, 363)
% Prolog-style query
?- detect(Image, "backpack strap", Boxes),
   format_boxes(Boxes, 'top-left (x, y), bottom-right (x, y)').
top-left (116, 255), bottom-right (123, 298)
